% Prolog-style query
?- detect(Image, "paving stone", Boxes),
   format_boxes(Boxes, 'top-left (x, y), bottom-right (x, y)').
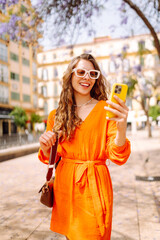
top-left (0, 129), bottom-right (160, 239)
top-left (139, 221), bottom-right (160, 240)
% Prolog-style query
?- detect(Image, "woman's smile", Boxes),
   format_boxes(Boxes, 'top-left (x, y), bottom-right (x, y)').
top-left (79, 81), bottom-right (91, 88)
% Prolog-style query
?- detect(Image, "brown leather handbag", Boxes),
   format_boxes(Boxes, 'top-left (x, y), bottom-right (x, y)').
top-left (39, 133), bottom-right (59, 208)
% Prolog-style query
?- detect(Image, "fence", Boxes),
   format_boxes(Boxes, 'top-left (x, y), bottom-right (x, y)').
top-left (0, 133), bottom-right (42, 150)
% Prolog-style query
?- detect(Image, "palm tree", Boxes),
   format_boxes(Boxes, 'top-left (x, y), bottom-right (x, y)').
top-left (9, 107), bottom-right (28, 134)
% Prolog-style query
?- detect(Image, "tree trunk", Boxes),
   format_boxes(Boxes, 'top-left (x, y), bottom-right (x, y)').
top-left (140, 97), bottom-right (152, 138)
top-left (123, 0), bottom-right (160, 60)
top-left (146, 114), bottom-right (152, 137)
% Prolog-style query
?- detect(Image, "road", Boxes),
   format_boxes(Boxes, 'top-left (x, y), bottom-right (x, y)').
top-left (0, 129), bottom-right (160, 240)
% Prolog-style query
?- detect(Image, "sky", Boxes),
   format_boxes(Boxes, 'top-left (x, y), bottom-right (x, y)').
top-left (35, 0), bottom-right (149, 50)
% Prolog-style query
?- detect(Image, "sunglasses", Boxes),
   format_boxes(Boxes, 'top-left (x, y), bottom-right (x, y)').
top-left (72, 68), bottom-right (100, 80)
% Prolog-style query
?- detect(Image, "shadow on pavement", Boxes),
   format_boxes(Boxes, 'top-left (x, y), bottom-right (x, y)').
top-left (112, 230), bottom-right (138, 240)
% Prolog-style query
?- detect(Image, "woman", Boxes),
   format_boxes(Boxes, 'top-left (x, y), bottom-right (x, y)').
top-left (38, 53), bottom-right (131, 240)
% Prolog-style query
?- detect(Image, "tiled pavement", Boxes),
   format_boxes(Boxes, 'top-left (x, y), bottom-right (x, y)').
top-left (0, 129), bottom-right (160, 240)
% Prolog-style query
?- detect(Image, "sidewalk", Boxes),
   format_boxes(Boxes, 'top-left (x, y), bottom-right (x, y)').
top-left (111, 129), bottom-right (160, 240)
top-left (0, 129), bottom-right (160, 240)
top-left (0, 143), bottom-right (40, 162)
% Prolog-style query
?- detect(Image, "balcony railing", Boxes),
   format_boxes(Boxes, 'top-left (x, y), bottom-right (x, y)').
top-left (0, 133), bottom-right (42, 150)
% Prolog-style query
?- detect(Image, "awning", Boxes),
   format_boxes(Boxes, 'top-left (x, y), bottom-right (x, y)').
top-left (0, 115), bottom-right (14, 120)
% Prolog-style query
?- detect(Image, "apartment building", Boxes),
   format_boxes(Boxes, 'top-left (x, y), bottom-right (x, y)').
top-left (0, 38), bottom-right (38, 136)
top-left (37, 33), bottom-right (160, 128)
top-left (0, 0), bottom-right (40, 136)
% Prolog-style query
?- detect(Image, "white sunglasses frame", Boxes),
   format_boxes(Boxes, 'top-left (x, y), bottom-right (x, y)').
top-left (72, 68), bottom-right (100, 80)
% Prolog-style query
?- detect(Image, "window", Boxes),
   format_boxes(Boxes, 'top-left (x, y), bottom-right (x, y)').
top-left (33, 79), bottom-right (37, 92)
top-left (33, 94), bottom-right (38, 108)
top-left (109, 60), bottom-right (116, 73)
top-left (0, 43), bottom-right (8, 62)
top-left (0, 85), bottom-right (9, 104)
top-left (10, 52), bottom-right (19, 62)
top-left (42, 68), bottom-right (48, 81)
top-left (54, 83), bottom-right (58, 96)
top-left (12, 83), bottom-right (18, 91)
top-left (54, 100), bottom-right (58, 109)
top-left (11, 92), bottom-right (20, 101)
top-left (22, 57), bottom-right (30, 66)
top-left (138, 40), bottom-right (145, 51)
top-left (53, 67), bottom-right (58, 78)
top-left (122, 59), bottom-right (130, 72)
top-left (23, 76), bottom-right (30, 84)
top-left (41, 86), bottom-right (47, 97)
top-left (10, 72), bottom-right (19, 81)
top-left (44, 101), bottom-right (48, 116)
top-left (43, 55), bottom-right (46, 62)
top-left (0, 64), bottom-right (8, 83)
top-left (23, 94), bottom-right (30, 102)
top-left (140, 56), bottom-right (145, 66)
top-left (156, 73), bottom-right (160, 83)
top-left (32, 62), bottom-right (37, 76)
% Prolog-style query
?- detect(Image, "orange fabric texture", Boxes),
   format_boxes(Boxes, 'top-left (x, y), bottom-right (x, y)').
top-left (38, 101), bottom-right (131, 240)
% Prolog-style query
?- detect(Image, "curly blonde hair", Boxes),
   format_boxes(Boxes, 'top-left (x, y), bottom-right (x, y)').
top-left (53, 53), bottom-right (110, 140)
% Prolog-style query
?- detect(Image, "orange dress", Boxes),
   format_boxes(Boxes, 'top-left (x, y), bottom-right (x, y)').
top-left (38, 100), bottom-right (131, 240)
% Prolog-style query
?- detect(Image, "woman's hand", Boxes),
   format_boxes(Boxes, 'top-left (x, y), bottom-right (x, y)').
top-left (105, 95), bottom-right (129, 130)
top-left (39, 131), bottom-right (62, 157)
top-left (104, 95), bottom-right (129, 146)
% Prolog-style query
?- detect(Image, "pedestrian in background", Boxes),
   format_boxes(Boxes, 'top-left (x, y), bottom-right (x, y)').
top-left (38, 53), bottom-right (131, 240)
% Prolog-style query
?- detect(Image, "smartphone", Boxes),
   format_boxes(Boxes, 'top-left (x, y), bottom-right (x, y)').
top-left (106, 83), bottom-right (128, 118)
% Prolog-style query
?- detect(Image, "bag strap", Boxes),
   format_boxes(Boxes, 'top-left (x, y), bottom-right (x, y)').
top-left (46, 132), bottom-right (59, 181)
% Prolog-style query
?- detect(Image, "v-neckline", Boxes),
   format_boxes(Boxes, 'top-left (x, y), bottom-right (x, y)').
top-left (81, 100), bottom-right (102, 124)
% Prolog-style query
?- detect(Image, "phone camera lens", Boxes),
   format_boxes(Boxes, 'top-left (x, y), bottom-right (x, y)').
top-left (117, 86), bottom-right (122, 94)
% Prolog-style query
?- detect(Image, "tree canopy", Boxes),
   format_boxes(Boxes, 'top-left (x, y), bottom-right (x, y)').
top-left (1, 0), bottom-right (160, 55)
top-left (9, 106), bottom-right (28, 129)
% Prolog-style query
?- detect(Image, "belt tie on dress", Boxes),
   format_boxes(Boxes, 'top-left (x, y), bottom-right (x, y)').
top-left (62, 157), bottom-right (106, 236)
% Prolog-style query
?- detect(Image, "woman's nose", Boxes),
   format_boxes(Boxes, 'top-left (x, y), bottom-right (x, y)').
top-left (84, 72), bottom-right (90, 80)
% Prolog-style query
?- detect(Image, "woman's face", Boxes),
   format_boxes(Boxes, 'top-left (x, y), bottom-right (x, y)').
top-left (71, 59), bottom-right (96, 97)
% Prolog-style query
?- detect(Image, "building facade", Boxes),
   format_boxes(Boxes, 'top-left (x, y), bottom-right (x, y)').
top-left (0, 1), bottom-right (39, 136)
top-left (37, 34), bottom-right (160, 129)
top-left (0, 38), bottom-right (39, 136)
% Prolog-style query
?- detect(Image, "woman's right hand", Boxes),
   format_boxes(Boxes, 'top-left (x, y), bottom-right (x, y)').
top-left (39, 131), bottom-right (58, 158)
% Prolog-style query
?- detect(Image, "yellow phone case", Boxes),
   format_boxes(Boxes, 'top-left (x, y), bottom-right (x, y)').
top-left (106, 83), bottom-right (128, 118)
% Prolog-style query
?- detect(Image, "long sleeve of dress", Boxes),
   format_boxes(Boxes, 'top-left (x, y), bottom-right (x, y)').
top-left (38, 101), bottom-right (131, 240)
top-left (106, 120), bottom-right (131, 165)
top-left (38, 109), bottom-right (56, 165)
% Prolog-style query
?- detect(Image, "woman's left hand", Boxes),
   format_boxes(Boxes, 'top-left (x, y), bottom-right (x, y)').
top-left (104, 95), bottom-right (129, 131)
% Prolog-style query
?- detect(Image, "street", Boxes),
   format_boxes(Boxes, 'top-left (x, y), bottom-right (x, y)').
top-left (0, 129), bottom-right (160, 240)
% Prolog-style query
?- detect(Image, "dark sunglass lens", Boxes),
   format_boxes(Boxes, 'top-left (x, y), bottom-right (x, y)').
top-left (77, 69), bottom-right (85, 76)
top-left (90, 71), bottom-right (98, 78)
